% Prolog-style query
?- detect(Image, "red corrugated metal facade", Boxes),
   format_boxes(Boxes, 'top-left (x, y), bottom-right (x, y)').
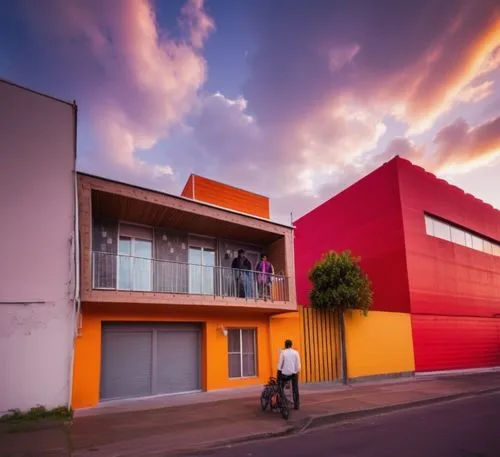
top-left (295, 156), bottom-right (500, 373)
top-left (294, 159), bottom-right (411, 313)
top-left (412, 315), bottom-right (500, 371)
top-left (397, 158), bottom-right (500, 371)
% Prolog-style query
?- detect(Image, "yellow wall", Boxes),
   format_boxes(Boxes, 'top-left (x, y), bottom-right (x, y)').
top-left (344, 310), bottom-right (415, 378)
top-left (72, 307), bottom-right (273, 409)
top-left (269, 312), bottom-right (301, 374)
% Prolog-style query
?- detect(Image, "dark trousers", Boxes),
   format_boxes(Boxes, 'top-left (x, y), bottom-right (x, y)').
top-left (277, 371), bottom-right (299, 409)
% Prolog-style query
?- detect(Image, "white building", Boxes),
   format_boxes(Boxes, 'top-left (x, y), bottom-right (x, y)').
top-left (0, 79), bottom-right (78, 414)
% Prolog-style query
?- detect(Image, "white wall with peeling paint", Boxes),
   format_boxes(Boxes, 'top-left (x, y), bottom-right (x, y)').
top-left (0, 80), bottom-right (76, 414)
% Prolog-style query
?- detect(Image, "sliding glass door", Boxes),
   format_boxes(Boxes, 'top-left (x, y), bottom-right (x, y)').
top-left (118, 237), bottom-right (153, 291)
top-left (188, 247), bottom-right (215, 295)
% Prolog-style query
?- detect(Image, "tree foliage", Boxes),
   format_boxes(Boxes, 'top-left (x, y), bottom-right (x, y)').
top-left (308, 250), bottom-right (373, 315)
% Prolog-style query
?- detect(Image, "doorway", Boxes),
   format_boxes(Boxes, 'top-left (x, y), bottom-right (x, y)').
top-left (118, 237), bottom-right (153, 291)
top-left (188, 247), bottom-right (216, 295)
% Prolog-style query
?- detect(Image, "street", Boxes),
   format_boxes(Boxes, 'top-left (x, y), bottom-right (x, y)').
top-left (194, 392), bottom-right (500, 457)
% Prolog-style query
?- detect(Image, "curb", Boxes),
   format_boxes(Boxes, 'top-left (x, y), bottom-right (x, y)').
top-left (175, 387), bottom-right (500, 456)
top-left (166, 426), bottom-right (298, 457)
top-left (300, 387), bottom-right (500, 433)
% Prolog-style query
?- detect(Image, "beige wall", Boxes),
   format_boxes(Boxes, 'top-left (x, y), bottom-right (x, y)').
top-left (0, 80), bottom-right (76, 413)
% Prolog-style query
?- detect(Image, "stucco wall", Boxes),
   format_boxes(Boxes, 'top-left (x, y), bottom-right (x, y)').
top-left (344, 310), bottom-right (415, 378)
top-left (0, 80), bottom-right (76, 413)
top-left (72, 306), bottom-right (274, 409)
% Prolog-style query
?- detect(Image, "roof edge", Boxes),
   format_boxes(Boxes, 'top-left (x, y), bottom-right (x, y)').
top-left (394, 156), bottom-right (500, 214)
top-left (76, 171), bottom-right (294, 230)
top-left (0, 77), bottom-right (76, 108)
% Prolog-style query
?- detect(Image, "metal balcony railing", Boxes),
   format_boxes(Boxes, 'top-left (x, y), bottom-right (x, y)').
top-left (91, 251), bottom-right (290, 302)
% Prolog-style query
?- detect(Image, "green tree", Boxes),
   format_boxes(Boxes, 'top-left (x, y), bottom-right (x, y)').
top-left (308, 250), bottom-right (373, 315)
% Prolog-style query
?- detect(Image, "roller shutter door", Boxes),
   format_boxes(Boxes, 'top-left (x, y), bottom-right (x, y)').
top-left (100, 323), bottom-right (201, 401)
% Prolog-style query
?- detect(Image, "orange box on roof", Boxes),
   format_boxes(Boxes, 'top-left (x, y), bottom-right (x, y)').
top-left (181, 174), bottom-right (270, 219)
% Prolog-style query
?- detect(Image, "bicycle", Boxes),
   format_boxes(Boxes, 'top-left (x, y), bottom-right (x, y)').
top-left (260, 376), bottom-right (294, 420)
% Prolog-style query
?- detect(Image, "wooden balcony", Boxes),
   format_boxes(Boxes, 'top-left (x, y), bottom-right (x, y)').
top-left (85, 251), bottom-right (295, 312)
top-left (78, 173), bottom-right (297, 313)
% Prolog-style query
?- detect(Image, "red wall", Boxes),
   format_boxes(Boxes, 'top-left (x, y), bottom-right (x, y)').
top-left (294, 159), bottom-right (411, 313)
top-left (295, 155), bottom-right (500, 373)
top-left (396, 158), bottom-right (500, 318)
top-left (412, 315), bottom-right (500, 371)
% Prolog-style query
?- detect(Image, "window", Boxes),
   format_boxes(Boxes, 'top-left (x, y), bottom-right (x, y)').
top-left (424, 215), bottom-right (434, 236)
top-left (424, 213), bottom-right (500, 258)
top-left (450, 227), bottom-right (466, 246)
top-left (188, 247), bottom-right (215, 295)
top-left (483, 240), bottom-right (493, 255)
top-left (118, 237), bottom-right (153, 291)
top-left (117, 224), bottom-right (153, 292)
top-left (464, 232), bottom-right (473, 249)
top-left (471, 235), bottom-right (483, 252)
top-left (433, 219), bottom-right (451, 241)
top-left (228, 329), bottom-right (257, 378)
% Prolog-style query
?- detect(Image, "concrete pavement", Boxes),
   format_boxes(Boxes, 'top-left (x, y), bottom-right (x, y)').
top-left (1, 371), bottom-right (500, 457)
top-left (194, 391), bottom-right (500, 457)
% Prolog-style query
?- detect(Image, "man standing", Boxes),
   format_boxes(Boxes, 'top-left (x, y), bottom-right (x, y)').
top-left (231, 249), bottom-right (252, 297)
top-left (277, 339), bottom-right (301, 410)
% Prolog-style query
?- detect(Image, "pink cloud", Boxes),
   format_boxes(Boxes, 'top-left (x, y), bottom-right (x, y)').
top-left (479, 45), bottom-right (500, 75)
top-left (328, 44), bottom-right (361, 72)
top-left (402, 6), bottom-right (500, 133)
top-left (19, 0), bottom-right (214, 180)
top-left (6, 0), bottom-right (500, 223)
top-left (180, 0), bottom-right (215, 49)
top-left (457, 81), bottom-right (495, 104)
top-left (245, 1), bottom-right (500, 134)
top-left (434, 116), bottom-right (500, 171)
top-left (382, 115), bottom-right (500, 174)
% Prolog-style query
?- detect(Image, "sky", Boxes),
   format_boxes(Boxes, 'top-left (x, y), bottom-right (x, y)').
top-left (1, 0), bottom-right (500, 224)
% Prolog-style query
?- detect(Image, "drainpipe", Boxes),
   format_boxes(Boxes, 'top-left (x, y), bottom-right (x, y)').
top-left (338, 310), bottom-right (349, 385)
top-left (67, 103), bottom-right (80, 412)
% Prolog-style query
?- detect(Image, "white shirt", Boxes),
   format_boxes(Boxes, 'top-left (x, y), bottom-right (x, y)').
top-left (278, 348), bottom-right (301, 375)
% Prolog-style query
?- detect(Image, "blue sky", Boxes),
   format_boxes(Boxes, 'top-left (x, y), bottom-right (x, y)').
top-left (1, 0), bottom-right (499, 223)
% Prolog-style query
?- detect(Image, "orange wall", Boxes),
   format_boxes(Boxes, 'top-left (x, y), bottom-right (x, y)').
top-left (72, 307), bottom-right (274, 409)
top-left (181, 174), bottom-right (270, 219)
top-left (344, 310), bottom-right (415, 378)
top-left (269, 312), bottom-right (301, 373)
top-left (181, 175), bottom-right (195, 199)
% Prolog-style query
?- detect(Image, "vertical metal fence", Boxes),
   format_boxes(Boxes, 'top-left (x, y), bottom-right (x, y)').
top-left (92, 251), bottom-right (290, 302)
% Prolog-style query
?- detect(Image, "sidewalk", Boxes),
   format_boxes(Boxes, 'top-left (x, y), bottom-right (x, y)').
top-left (2, 371), bottom-right (500, 457)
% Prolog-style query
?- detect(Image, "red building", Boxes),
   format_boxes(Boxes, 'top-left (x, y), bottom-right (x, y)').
top-left (295, 156), bottom-right (500, 375)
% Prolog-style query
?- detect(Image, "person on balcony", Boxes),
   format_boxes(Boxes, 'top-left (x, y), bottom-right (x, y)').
top-left (231, 249), bottom-right (252, 298)
top-left (255, 253), bottom-right (274, 300)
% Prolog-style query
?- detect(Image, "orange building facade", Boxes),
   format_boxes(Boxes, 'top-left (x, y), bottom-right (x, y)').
top-left (71, 174), bottom-right (297, 410)
top-left (181, 174), bottom-right (270, 219)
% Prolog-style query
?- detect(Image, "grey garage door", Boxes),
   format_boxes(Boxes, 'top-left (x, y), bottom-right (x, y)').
top-left (100, 323), bottom-right (201, 401)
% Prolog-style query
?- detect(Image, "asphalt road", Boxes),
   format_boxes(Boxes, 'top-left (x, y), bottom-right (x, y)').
top-left (194, 392), bottom-right (500, 457)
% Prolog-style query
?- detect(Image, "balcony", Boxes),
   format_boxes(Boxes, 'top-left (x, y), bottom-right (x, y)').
top-left (78, 174), bottom-right (297, 312)
top-left (91, 251), bottom-right (290, 306)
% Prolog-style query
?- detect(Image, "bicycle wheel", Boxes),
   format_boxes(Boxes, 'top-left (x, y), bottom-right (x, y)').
top-left (260, 388), bottom-right (270, 411)
top-left (279, 391), bottom-right (289, 420)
